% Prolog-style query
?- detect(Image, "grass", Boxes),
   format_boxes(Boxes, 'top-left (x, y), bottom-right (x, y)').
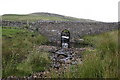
top-left (16, 50), bottom-right (50, 77)
top-left (2, 27), bottom-right (49, 77)
top-left (2, 26), bottom-right (119, 78)
top-left (2, 14), bottom-right (75, 22)
top-left (2, 14), bottom-right (94, 22)
top-left (50, 30), bottom-right (118, 78)
top-left (78, 30), bottom-right (118, 78)
top-left (0, 25), bottom-right (2, 79)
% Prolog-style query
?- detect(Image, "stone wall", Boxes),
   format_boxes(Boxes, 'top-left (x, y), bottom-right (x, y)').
top-left (2, 20), bottom-right (118, 42)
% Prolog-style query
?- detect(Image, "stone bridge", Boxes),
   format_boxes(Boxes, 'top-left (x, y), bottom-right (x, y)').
top-left (2, 20), bottom-right (118, 42)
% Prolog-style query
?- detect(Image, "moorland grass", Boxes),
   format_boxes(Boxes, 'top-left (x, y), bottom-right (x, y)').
top-left (2, 26), bottom-right (118, 78)
top-left (2, 14), bottom-right (76, 22)
top-left (2, 14), bottom-right (93, 22)
top-left (2, 27), bottom-right (49, 77)
top-left (51, 30), bottom-right (118, 78)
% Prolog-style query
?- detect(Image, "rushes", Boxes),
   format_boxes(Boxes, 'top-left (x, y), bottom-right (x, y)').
top-left (17, 50), bottom-right (50, 76)
top-left (50, 30), bottom-right (118, 78)
top-left (2, 27), bottom-right (49, 77)
top-left (75, 30), bottom-right (118, 78)
top-left (2, 26), bottom-right (118, 78)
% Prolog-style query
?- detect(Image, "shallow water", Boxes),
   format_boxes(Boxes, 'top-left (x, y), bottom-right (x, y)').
top-left (46, 42), bottom-right (92, 48)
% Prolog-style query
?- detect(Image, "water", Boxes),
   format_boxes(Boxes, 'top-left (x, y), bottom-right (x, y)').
top-left (46, 41), bottom-right (92, 48)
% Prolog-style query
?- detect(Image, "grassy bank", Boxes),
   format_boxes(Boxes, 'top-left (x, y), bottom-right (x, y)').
top-left (2, 26), bottom-right (118, 78)
top-left (50, 30), bottom-right (118, 78)
top-left (80, 30), bottom-right (118, 78)
top-left (2, 13), bottom-right (94, 22)
top-left (2, 14), bottom-right (68, 22)
top-left (2, 27), bottom-right (50, 77)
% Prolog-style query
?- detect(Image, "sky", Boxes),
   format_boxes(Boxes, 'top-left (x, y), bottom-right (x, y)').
top-left (0, 0), bottom-right (119, 22)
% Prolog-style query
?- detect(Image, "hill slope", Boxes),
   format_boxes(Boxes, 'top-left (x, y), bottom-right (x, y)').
top-left (2, 12), bottom-right (96, 22)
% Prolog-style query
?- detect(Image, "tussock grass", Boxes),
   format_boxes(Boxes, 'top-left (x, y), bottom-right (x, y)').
top-left (2, 26), bottom-right (118, 78)
top-left (76, 30), bottom-right (118, 78)
top-left (2, 27), bottom-right (49, 77)
top-left (16, 50), bottom-right (50, 76)
top-left (50, 30), bottom-right (118, 78)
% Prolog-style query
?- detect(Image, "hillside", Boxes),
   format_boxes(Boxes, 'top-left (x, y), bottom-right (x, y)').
top-left (2, 12), bottom-right (118, 79)
top-left (2, 27), bottom-right (118, 78)
top-left (2, 12), bottom-right (118, 42)
top-left (2, 12), bottom-right (96, 22)
top-left (2, 27), bottom-right (49, 77)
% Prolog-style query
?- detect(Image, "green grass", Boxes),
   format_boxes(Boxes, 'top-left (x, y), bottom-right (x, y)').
top-left (2, 14), bottom-right (74, 22)
top-left (0, 25), bottom-right (2, 79)
top-left (78, 30), bottom-right (118, 78)
top-left (16, 51), bottom-right (50, 77)
top-left (77, 30), bottom-right (118, 78)
top-left (50, 30), bottom-right (118, 78)
top-left (2, 26), bottom-right (118, 78)
top-left (2, 14), bottom-right (94, 22)
top-left (2, 27), bottom-right (49, 77)
top-left (2, 27), bottom-right (48, 57)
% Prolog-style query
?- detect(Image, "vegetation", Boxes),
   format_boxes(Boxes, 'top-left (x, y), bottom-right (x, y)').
top-left (2, 13), bottom-right (95, 22)
top-left (82, 30), bottom-right (118, 78)
top-left (2, 27), bottom-right (49, 77)
top-left (57, 30), bottom-right (118, 78)
top-left (0, 25), bottom-right (2, 78)
top-left (2, 26), bottom-right (118, 78)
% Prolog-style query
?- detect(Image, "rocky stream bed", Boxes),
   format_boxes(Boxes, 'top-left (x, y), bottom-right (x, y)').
top-left (2, 45), bottom-right (91, 79)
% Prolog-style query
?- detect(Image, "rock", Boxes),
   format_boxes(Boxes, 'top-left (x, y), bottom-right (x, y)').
top-left (2, 20), bottom-right (118, 42)
top-left (50, 47), bottom-right (86, 68)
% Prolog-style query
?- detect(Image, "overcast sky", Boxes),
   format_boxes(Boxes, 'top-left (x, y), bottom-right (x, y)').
top-left (0, 0), bottom-right (119, 22)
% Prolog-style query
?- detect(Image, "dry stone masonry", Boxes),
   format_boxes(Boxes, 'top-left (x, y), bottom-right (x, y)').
top-left (1, 20), bottom-right (118, 79)
top-left (2, 20), bottom-right (118, 42)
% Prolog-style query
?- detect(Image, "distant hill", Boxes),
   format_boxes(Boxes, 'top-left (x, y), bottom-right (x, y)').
top-left (2, 12), bottom-right (96, 22)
